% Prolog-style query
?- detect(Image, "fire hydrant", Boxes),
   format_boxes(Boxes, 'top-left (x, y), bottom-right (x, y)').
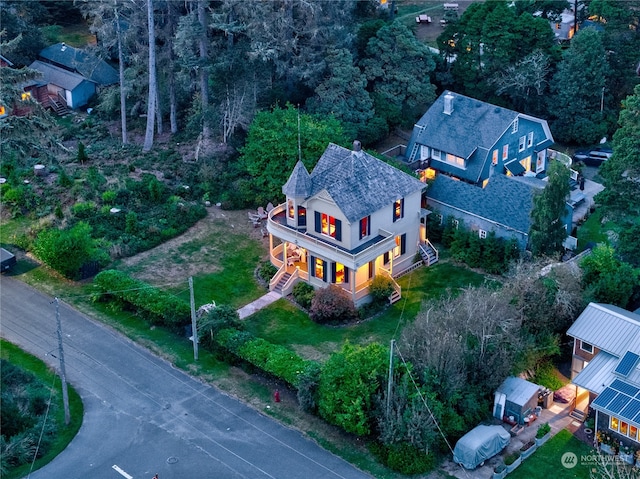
top-left (274, 389), bottom-right (281, 403)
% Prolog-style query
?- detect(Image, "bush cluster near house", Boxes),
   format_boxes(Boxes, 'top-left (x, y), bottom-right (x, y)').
top-left (428, 216), bottom-right (520, 274)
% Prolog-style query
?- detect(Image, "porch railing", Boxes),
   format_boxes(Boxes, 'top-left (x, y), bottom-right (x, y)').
top-left (380, 267), bottom-right (401, 300)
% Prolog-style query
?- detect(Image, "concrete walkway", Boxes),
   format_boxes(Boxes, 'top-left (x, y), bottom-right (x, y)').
top-left (237, 291), bottom-right (282, 319)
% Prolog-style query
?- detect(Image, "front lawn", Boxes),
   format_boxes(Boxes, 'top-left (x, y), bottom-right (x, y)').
top-left (508, 429), bottom-right (594, 479)
top-left (243, 261), bottom-right (488, 361)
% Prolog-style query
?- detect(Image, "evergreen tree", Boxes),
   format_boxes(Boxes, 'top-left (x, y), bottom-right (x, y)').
top-left (360, 21), bottom-right (436, 129)
top-left (548, 27), bottom-right (609, 144)
top-left (307, 48), bottom-right (374, 144)
top-left (529, 161), bottom-right (570, 257)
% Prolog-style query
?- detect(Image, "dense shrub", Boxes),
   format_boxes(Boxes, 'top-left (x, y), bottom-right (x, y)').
top-left (292, 282), bottom-right (315, 309)
top-left (33, 222), bottom-right (109, 279)
top-left (296, 362), bottom-right (322, 412)
top-left (215, 328), bottom-right (319, 389)
top-left (309, 285), bottom-right (358, 324)
top-left (257, 261), bottom-right (278, 283)
top-left (368, 275), bottom-right (394, 304)
top-left (369, 442), bottom-right (436, 475)
top-left (197, 305), bottom-right (242, 351)
top-left (93, 269), bottom-right (190, 330)
top-left (448, 227), bottom-right (520, 275)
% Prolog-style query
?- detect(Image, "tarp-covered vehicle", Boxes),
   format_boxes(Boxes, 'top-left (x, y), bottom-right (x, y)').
top-left (453, 424), bottom-right (510, 469)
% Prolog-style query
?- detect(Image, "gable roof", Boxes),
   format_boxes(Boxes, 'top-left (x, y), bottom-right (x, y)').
top-left (411, 90), bottom-right (519, 160)
top-left (567, 303), bottom-right (640, 358)
top-left (426, 173), bottom-right (544, 234)
top-left (292, 143), bottom-right (425, 223)
top-left (39, 43), bottom-right (118, 86)
top-left (29, 60), bottom-right (93, 91)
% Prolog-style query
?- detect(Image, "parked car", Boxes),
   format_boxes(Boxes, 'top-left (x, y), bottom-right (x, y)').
top-left (1, 247), bottom-right (16, 272)
top-left (572, 147), bottom-right (613, 166)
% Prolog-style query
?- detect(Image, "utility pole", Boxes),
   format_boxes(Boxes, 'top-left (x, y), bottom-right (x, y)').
top-left (386, 339), bottom-right (395, 416)
top-left (189, 277), bottom-right (198, 361)
top-left (54, 298), bottom-right (70, 425)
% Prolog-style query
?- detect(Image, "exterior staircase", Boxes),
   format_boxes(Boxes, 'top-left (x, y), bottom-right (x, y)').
top-left (48, 95), bottom-right (68, 116)
top-left (272, 271), bottom-right (291, 294)
top-left (389, 289), bottom-right (401, 304)
top-left (419, 241), bottom-right (439, 266)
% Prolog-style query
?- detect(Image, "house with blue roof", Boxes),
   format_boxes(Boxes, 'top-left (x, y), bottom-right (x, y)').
top-left (404, 90), bottom-right (554, 186)
top-left (38, 43), bottom-right (118, 87)
top-left (266, 141), bottom-right (437, 306)
top-left (567, 303), bottom-right (640, 450)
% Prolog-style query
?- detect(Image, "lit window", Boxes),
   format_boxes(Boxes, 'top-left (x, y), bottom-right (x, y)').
top-left (512, 118), bottom-right (518, 133)
top-left (288, 199), bottom-right (294, 219)
top-left (580, 341), bottom-right (593, 354)
top-left (360, 216), bottom-right (370, 240)
top-left (432, 149), bottom-right (441, 160)
top-left (322, 213), bottom-right (336, 238)
top-left (315, 258), bottom-right (324, 280)
top-left (446, 153), bottom-right (465, 167)
top-left (519, 136), bottom-right (526, 152)
top-left (492, 150), bottom-right (498, 165)
top-left (335, 263), bottom-right (345, 284)
top-left (527, 132), bottom-right (534, 147)
top-left (394, 235), bottom-right (401, 258)
top-left (393, 234), bottom-right (406, 258)
top-left (297, 206), bottom-right (306, 227)
top-left (479, 229), bottom-right (486, 239)
top-left (393, 198), bottom-right (404, 222)
top-left (21, 91), bottom-right (32, 101)
top-left (502, 145), bottom-right (509, 160)
top-left (520, 156), bottom-right (531, 172)
top-left (621, 421), bottom-right (629, 435)
top-left (0, 105), bottom-right (6, 116)
top-left (630, 425), bottom-right (638, 441)
top-left (611, 416), bottom-right (619, 431)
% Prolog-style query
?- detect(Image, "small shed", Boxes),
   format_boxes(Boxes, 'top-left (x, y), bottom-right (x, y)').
top-left (493, 377), bottom-right (540, 425)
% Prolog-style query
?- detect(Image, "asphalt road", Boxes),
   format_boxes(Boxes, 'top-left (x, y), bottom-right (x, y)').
top-left (0, 276), bottom-right (372, 479)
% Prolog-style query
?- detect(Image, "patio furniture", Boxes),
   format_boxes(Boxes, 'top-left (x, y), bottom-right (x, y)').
top-left (248, 211), bottom-right (261, 227)
top-left (257, 206), bottom-right (268, 219)
top-left (266, 202), bottom-right (274, 212)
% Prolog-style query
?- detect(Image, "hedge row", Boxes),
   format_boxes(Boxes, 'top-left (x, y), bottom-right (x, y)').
top-left (215, 328), bottom-right (318, 389)
top-left (94, 269), bottom-right (190, 329)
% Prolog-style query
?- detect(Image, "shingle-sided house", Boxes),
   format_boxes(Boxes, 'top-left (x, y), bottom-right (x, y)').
top-left (567, 303), bottom-right (640, 447)
top-left (266, 141), bottom-right (434, 306)
top-left (38, 43), bottom-right (118, 87)
top-left (404, 90), bottom-right (554, 186)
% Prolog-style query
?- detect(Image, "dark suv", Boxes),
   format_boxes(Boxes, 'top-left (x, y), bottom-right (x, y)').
top-left (572, 147), bottom-right (613, 166)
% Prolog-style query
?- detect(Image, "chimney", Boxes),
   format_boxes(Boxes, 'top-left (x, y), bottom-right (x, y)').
top-left (443, 93), bottom-right (454, 115)
top-left (353, 140), bottom-right (362, 152)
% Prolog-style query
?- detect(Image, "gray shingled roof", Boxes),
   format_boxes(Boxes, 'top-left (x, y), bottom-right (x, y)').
top-left (412, 90), bottom-right (518, 160)
top-left (39, 43), bottom-right (118, 86)
top-left (426, 173), bottom-right (545, 234)
top-left (307, 143), bottom-right (425, 223)
top-left (282, 160), bottom-right (311, 197)
top-left (29, 60), bottom-right (91, 91)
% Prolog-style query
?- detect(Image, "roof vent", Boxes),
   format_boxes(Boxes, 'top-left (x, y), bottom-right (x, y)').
top-left (61, 42), bottom-right (67, 51)
top-left (353, 140), bottom-right (362, 152)
top-left (443, 93), bottom-right (454, 115)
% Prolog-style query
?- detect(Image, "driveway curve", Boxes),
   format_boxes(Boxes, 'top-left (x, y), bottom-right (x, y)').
top-left (0, 277), bottom-right (372, 479)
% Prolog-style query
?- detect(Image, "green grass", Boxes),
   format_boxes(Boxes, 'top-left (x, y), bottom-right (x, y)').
top-left (508, 430), bottom-right (594, 479)
top-left (576, 209), bottom-right (609, 251)
top-left (1, 340), bottom-right (84, 479)
top-left (243, 261), bottom-right (488, 361)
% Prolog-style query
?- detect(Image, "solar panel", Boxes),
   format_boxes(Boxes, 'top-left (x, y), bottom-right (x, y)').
top-left (593, 388), bottom-right (618, 409)
top-left (610, 379), bottom-right (640, 397)
top-left (634, 409), bottom-right (640, 424)
top-left (609, 394), bottom-right (634, 416)
top-left (614, 351), bottom-right (640, 377)
top-left (620, 400), bottom-right (640, 423)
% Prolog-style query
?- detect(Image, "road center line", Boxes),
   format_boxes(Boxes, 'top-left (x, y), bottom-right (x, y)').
top-left (112, 464), bottom-right (133, 479)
